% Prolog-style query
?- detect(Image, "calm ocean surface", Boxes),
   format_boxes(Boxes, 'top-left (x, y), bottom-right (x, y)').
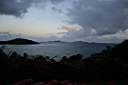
top-left (0, 42), bottom-right (114, 58)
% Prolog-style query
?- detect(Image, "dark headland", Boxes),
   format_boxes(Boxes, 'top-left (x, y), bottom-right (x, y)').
top-left (0, 38), bottom-right (38, 45)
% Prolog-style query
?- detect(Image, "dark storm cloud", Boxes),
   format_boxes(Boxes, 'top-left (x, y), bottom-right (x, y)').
top-left (68, 0), bottom-right (128, 36)
top-left (52, 7), bottom-right (63, 13)
top-left (50, 0), bottom-right (65, 4)
top-left (0, 0), bottom-right (33, 17)
top-left (0, 0), bottom-right (64, 17)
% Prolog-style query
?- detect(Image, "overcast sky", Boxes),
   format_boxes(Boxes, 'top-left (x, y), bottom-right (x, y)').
top-left (0, 0), bottom-right (128, 43)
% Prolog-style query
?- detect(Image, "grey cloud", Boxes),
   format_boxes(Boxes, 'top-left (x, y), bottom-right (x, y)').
top-left (52, 7), bottom-right (63, 13)
top-left (67, 0), bottom-right (128, 36)
top-left (0, 0), bottom-right (34, 17)
top-left (50, 0), bottom-right (65, 4)
top-left (82, 35), bottom-right (124, 43)
top-left (62, 28), bottom-right (92, 41)
top-left (0, 0), bottom-right (64, 17)
top-left (0, 32), bottom-right (22, 40)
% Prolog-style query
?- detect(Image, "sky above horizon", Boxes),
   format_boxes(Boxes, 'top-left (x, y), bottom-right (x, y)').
top-left (0, 0), bottom-right (128, 43)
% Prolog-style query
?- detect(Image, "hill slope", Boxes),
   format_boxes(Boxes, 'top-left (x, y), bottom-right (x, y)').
top-left (0, 38), bottom-right (38, 45)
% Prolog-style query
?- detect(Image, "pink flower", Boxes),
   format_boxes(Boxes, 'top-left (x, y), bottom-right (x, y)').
top-left (108, 81), bottom-right (116, 85)
top-left (32, 82), bottom-right (45, 85)
top-left (60, 80), bottom-right (72, 85)
top-left (47, 80), bottom-right (59, 85)
top-left (94, 80), bottom-right (100, 85)
top-left (80, 83), bottom-right (88, 85)
top-left (13, 79), bottom-right (33, 85)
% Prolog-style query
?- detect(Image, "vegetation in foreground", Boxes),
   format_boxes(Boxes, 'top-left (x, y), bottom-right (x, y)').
top-left (0, 40), bottom-right (128, 85)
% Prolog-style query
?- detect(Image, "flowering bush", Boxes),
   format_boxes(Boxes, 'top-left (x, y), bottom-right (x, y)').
top-left (13, 79), bottom-right (127, 85)
top-left (12, 79), bottom-right (33, 85)
top-left (1, 40), bottom-right (128, 84)
top-left (13, 79), bottom-right (84, 85)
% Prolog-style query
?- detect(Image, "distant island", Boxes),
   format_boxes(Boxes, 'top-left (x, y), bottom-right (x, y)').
top-left (0, 38), bottom-right (38, 45)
